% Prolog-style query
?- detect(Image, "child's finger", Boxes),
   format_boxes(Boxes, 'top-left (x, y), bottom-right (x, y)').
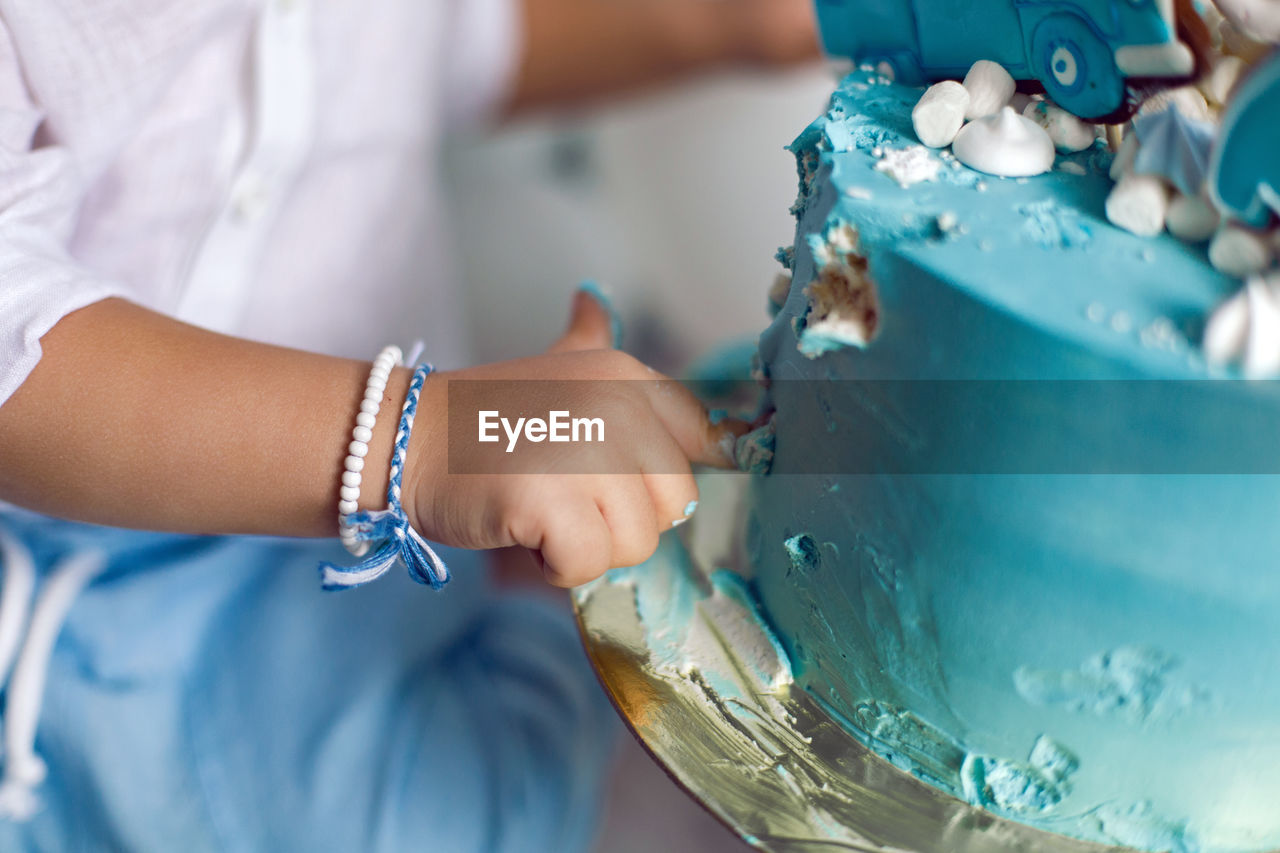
top-left (531, 489), bottom-right (613, 587)
top-left (546, 288), bottom-right (616, 354)
top-left (639, 377), bottom-right (752, 469)
top-left (635, 428), bottom-right (700, 527)
top-left (597, 474), bottom-right (660, 569)
top-left (645, 472), bottom-right (700, 530)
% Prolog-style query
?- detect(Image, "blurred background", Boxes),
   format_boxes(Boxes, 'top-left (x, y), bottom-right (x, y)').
top-left (443, 65), bottom-right (833, 372)
top-left (440, 64), bottom-right (833, 852)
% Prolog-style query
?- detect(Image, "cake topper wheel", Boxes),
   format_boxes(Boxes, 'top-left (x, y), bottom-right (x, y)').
top-left (1030, 14), bottom-right (1125, 121)
top-left (572, 478), bottom-right (1181, 853)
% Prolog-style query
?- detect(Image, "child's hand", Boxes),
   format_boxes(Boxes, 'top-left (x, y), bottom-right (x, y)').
top-left (730, 0), bottom-right (824, 68)
top-left (403, 292), bottom-right (744, 588)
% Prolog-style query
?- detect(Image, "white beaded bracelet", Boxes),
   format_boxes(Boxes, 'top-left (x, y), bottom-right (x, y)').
top-left (338, 345), bottom-right (403, 556)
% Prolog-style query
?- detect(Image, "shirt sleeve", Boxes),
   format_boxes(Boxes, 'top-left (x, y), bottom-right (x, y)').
top-left (0, 20), bottom-right (126, 408)
top-left (438, 0), bottom-right (523, 130)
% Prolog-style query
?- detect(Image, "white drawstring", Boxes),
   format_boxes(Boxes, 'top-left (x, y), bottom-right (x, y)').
top-left (0, 529), bottom-right (105, 821)
top-left (0, 530), bottom-right (35, 689)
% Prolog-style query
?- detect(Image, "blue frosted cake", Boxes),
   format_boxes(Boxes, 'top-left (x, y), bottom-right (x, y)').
top-left (745, 69), bottom-right (1280, 853)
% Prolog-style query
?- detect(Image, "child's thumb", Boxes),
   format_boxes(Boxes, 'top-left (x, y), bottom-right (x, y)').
top-left (546, 285), bottom-right (619, 354)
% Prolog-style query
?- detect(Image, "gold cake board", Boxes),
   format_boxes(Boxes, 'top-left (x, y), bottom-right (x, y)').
top-left (572, 475), bottom-right (1141, 853)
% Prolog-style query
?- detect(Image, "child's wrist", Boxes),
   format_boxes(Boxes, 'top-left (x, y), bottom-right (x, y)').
top-left (320, 361), bottom-right (450, 590)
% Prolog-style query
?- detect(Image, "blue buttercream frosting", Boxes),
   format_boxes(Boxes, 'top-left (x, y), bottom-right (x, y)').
top-left (747, 71), bottom-right (1280, 853)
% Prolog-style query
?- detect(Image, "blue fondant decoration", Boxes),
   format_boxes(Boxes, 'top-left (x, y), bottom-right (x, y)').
top-left (811, 0), bottom-right (1191, 119)
top-left (1210, 48), bottom-right (1280, 228)
top-left (1132, 104), bottom-right (1217, 196)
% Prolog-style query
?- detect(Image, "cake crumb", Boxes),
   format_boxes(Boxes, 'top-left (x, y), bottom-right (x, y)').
top-left (800, 248), bottom-right (881, 357)
top-left (768, 272), bottom-right (792, 317)
top-left (734, 419), bottom-right (777, 475)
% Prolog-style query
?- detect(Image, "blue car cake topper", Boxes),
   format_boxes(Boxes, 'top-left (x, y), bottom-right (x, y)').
top-left (1211, 49), bottom-right (1280, 228)
top-left (812, 0), bottom-right (1197, 119)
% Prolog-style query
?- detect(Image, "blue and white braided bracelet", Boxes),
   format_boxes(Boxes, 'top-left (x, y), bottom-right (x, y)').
top-left (320, 362), bottom-right (450, 591)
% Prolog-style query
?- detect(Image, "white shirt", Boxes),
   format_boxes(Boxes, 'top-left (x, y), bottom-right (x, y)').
top-left (0, 0), bottom-right (519, 406)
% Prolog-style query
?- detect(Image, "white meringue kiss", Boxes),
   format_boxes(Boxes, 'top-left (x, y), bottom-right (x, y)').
top-left (952, 107), bottom-right (1056, 178)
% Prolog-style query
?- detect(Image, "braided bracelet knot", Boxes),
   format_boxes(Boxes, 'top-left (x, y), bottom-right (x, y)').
top-left (319, 362), bottom-right (449, 591)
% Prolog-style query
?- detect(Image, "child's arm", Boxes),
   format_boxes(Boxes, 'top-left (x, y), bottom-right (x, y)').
top-left (507, 0), bottom-right (820, 113)
top-left (0, 293), bottom-right (738, 587)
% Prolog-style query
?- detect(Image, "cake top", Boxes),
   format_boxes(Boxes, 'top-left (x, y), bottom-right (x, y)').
top-left (798, 0), bottom-right (1280, 376)
top-left (790, 70), bottom-right (1239, 379)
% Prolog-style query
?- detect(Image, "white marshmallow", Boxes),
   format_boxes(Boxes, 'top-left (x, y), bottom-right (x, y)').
top-left (912, 81), bottom-right (970, 148)
top-left (1203, 275), bottom-right (1280, 375)
top-left (1106, 173), bottom-right (1171, 237)
top-left (1214, 0), bottom-right (1280, 45)
top-left (1244, 276), bottom-right (1280, 376)
top-left (963, 60), bottom-right (1016, 119)
top-left (1209, 224), bottom-right (1275, 277)
top-left (1200, 1), bottom-right (1227, 48)
top-left (1009, 93), bottom-right (1036, 113)
top-left (1166, 193), bottom-right (1221, 243)
top-left (1204, 286), bottom-right (1250, 366)
top-left (1219, 17), bottom-right (1270, 63)
top-left (1199, 54), bottom-right (1248, 108)
top-left (1023, 102), bottom-right (1098, 153)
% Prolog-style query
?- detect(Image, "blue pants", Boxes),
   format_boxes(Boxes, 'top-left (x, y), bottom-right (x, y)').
top-left (0, 512), bottom-right (618, 852)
